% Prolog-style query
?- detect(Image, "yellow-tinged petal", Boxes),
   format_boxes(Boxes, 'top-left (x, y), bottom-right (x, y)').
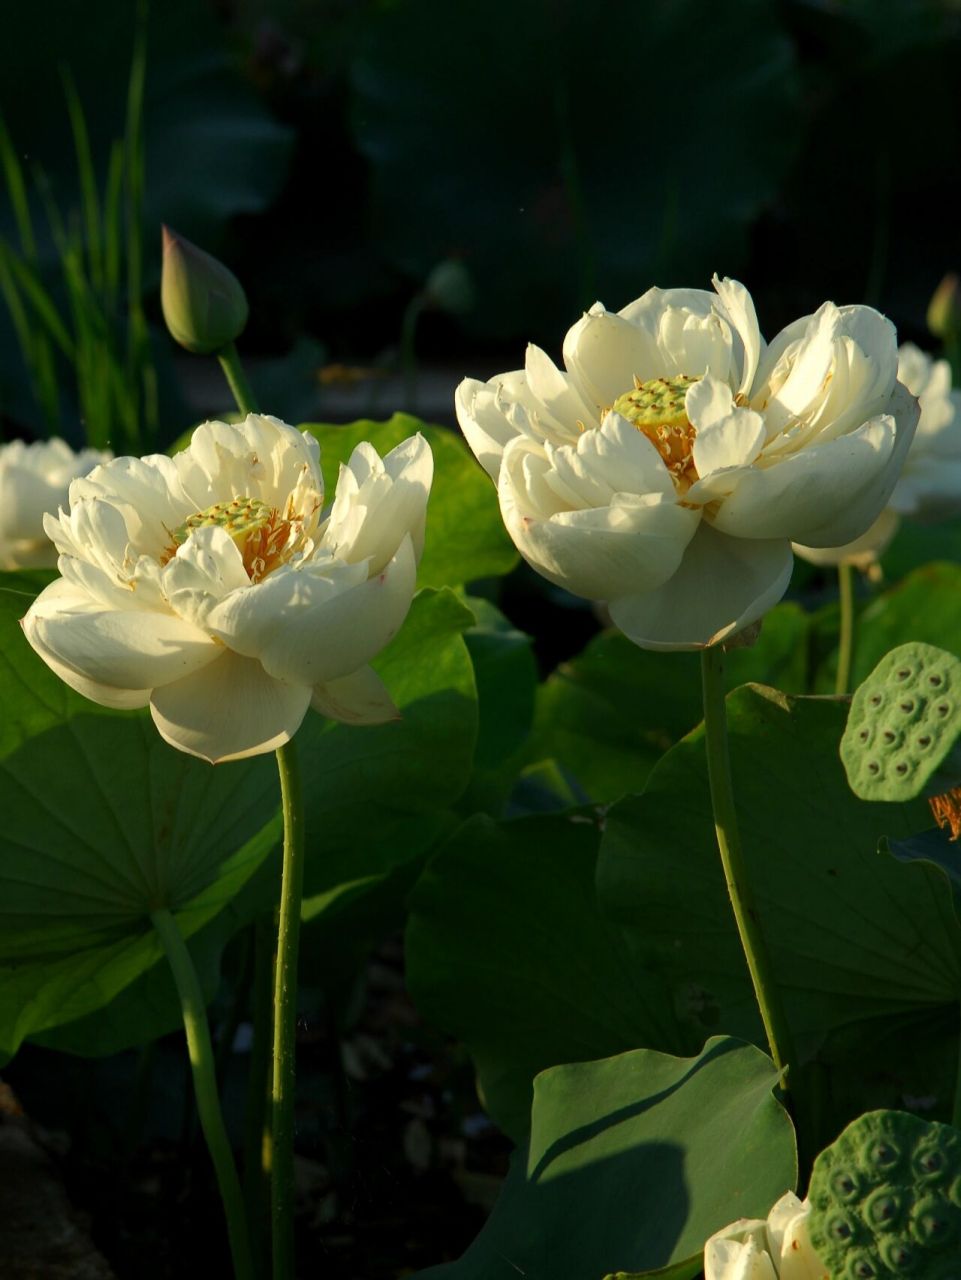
top-left (0, 438), bottom-right (111, 569)
top-left (150, 650), bottom-right (312, 764)
top-left (608, 523), bottom-right (793, 650)
top-left (311, 666), bottom-right (401, 725)
top-left (793, 507), bottom-right (901, 569)
top-left (704, 1235), bottom-right (779, 1280)
top-left (454, 377), bottom-right (520, 480)
top-left (23, 578), bottom-right (221, 692)
top-left (205, 536), bottom-right (417, 686)
top-left (323, 433), bottom-right (433, 572)
top-left (20, 417), bottom-right (428, 759)
top-left (498, 426), bottom-right (699, 602)
top-left (19, 614), bottom-right (152, 710)
top-left (712, 273), bottom-right (764, 399)
top-left (563, 305), bottom-right (663, 411)
top-left (709, 381), bottom-right (918, 545)
top-left (767, 1194), bottom-right (828, 1280)
top-left (704, 1195), bottom-right (827, 1280)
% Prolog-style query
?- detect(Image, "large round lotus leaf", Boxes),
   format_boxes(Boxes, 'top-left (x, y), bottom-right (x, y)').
top-left (414, 1037), bottom-right (796, 1280)
top-left (407, 812), bottom-right (688, 1142)
top-left (0, 571), bottom-right (280, 1061)
top-left (597, 685), bottom-right (961, 1103)
top-left (523, 603), bottom-right (810, 805)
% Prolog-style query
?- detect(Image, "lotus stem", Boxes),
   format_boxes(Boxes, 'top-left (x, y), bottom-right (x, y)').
top-left (700, 647), bottom-right (797, 1092)
top-left (218, 340), bottom-right (259, 416)
top-left (835, 561), bottom-right (856, 697)
top-left (271, 738), bottom-right (306, 1279)
top-left (151, 907), bottom-right (253, 1280)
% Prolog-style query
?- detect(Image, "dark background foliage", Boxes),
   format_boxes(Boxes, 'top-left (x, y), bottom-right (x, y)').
top-left (3, 0), bottom-right (961, 441)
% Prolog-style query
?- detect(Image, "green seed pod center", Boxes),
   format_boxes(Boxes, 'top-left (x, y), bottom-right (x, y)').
top-left (610, 374), bottom-right (701, 488)
top-left (163, 496), bottom-right (293, 582)
top-left (173, 496), bottom-right (273, 549)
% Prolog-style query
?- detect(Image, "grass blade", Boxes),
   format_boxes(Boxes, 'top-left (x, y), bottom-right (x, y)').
top-left (0, 237), bottom-right (76, 360)
top-left (61, 65), bottom-right (103, 293)
top-left (0, 115), bottom-right (38, 261)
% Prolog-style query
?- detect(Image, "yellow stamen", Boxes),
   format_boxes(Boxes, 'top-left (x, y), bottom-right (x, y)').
top-left (160, 496), bottom-right (294, 582)
top-left (609, 374), bottom-right (700, 491)
top-left (930, 786), bottom-right (961, 841)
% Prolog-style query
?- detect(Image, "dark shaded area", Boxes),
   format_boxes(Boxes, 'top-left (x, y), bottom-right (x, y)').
top-left (3, 935), bottom-right (509, 1279)
top-left (4, 0), bottom-right (961, 439)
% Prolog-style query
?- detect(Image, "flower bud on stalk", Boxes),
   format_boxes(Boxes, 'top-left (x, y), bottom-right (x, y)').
top-left (927, 272), bottom-right (961, 343)
top-left (423, 258), bottom-right (474, 316)
top-left (160, 225), bottom-right (249, 355)
top-left (928, 272), bottom-right (961, 387)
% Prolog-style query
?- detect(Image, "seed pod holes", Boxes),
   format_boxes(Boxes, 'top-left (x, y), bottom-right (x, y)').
top-left (841, 643), bottom-right (961, 802)
top-left (809, 1110), bottom-right (961, 1278)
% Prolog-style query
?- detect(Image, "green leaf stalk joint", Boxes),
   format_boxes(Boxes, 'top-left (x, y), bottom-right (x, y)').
top-left (807, 1108), bottom-right (961, 1278)
top-left (840, 641), bottom-right (961, 838)
top-left (160, 225), bottom-right (249, 355)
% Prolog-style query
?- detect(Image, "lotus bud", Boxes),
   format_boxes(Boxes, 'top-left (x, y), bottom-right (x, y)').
top-left (927, 272), bottom-right (961, 342)
top-left (423, 258), bottom-right (474, 316)
top-left (160, 225), bottom-right (249, 355)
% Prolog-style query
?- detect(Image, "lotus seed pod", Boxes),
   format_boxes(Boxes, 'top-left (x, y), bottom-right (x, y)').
top-left (808, 1109), bottom-right (961, 1279)
top-left (840, 642), bottom-right (961, 802)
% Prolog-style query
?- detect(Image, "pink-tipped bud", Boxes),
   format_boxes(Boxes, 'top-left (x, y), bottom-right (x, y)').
top-left (160, 225), bottom-right (249, 355)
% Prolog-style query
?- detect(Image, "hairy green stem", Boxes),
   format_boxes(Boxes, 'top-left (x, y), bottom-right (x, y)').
top-left (836, 561), bottom-right (856, 698)
top-left (953, 1003), bottom-right (961, 1131)
top-left (218, 340), bottom-right (259, 416)
top-left (151, 908), bottom-right (252, 1280)
top-left (271, 740), bottom-right (306, 1278)
top-left (700, 648), bottom-right (797, 1090)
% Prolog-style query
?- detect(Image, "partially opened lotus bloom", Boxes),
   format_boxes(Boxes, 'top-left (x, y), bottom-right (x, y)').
top-left (456, 277), bottom-right (919, 648)
top-left (703, 1192), bottom-right (827, 1279)
top-left (21, 415), bottom-right (432, 762)
top-left (794, 342), bottom-right (961, 569)
top-left (0, 438), bottom-right (112, 571)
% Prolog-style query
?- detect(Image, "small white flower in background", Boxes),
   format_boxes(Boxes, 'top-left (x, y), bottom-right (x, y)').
top-left (21, 415), bottom-right (432, 763)
top-left (704, 1192), bottom-right (827, 1279)
top-left (456, 277), bottom-right (918, 649)
top-left (0, 438), bottom-right (112, 571)
top-left (794, 342), bottom-right (961, 569)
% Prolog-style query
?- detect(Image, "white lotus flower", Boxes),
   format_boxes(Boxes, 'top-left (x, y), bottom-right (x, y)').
top-left (456, 277), bottom-right (918, 649)
top-left (795, 342), bottom-right (961, 568)
top-left (704, 1192), bottom-right (827, 1279)
top-left (21, 415), bottom-right (433, 763)
top-left (0, 438), bottom-right (112, 571)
